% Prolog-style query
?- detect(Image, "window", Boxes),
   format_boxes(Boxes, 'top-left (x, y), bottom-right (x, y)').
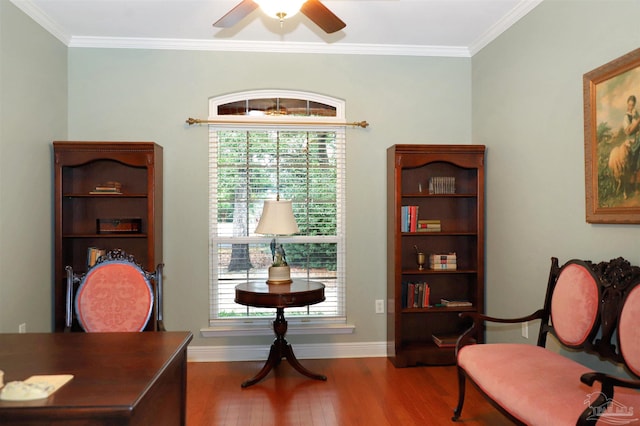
top-left (208, 91), bottom-right (346, 328)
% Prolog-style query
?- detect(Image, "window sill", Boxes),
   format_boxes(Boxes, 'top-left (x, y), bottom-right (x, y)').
top-left (200, 323), bottom-right (355, 338)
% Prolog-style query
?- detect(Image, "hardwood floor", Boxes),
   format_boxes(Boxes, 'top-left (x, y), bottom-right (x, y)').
top-left (187, 357), bottom-right (515, 425)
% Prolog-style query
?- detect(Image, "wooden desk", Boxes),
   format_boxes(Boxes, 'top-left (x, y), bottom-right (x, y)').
top-left (235, 280), bottom-right (326, 387)
top-left (0, 331), bottom-right (192, 426)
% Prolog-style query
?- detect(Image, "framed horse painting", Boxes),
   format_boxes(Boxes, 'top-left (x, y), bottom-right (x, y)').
top-left (584, 47), bottom-right (640, 223)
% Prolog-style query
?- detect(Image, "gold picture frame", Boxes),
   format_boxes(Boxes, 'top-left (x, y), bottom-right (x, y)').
top-left (584, 47), bottom-right (640, 223)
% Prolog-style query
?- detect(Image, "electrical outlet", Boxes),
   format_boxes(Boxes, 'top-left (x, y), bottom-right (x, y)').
top-left (375, 299), bottom-right (385, 314)
top-left (521, 321), bottom-right (528, 339)
top-left (19, 323), bottom-right (26, 333)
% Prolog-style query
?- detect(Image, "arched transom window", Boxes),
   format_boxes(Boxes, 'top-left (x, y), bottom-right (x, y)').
top-left (208, 90), bottom-right (346, 328)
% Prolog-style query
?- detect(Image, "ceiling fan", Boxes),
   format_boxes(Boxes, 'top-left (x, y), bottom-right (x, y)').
top-left (213, 0), bottom-right (346, 34)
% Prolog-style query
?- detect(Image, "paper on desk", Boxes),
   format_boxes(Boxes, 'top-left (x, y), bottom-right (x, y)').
top-left (24, 375), bottom-right (74, 393)
top-left (0, 374), bottom-right (73, 401)
top-left (0, 375), bottom-right (73, 401)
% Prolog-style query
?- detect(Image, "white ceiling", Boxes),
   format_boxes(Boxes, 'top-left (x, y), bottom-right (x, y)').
top-left (10, 0), bottom-right (543, 56)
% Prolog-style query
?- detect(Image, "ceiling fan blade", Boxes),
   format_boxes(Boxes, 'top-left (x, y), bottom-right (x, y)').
top-left (213, 0), bottom-right (259, 28)
top-left (300, 0), bottom-right (346, 34)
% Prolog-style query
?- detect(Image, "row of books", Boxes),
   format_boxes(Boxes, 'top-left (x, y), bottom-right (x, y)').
top-left (401, 206), bottom-right (443, 233)
top-left (429, 176), bottom-right (456, 194)
top-left (403, 282), bottom-right (430, 308)
top-left (402, 280), bottom-right (473, 309)
top-left (429, 252), bottom-right (457, 270)
top-left (87, 246), bottom-right (106, 268)
top-left (401, 205), bottom-right (419, 232)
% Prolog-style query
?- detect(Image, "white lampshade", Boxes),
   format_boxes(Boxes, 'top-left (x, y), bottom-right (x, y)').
top-left (255, 0), bottom-right (305, 20)
top-left (255, 200), bottom-right (299, 235)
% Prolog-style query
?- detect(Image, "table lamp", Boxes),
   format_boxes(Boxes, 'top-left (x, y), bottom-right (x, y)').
top-left (255, 199), bottom-right (299, 284)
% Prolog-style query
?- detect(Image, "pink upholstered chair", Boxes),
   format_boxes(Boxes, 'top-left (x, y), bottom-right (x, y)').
top-left (548, 261), bottom-right (601, 348)
top-left (65, 249), bottom-right (165, 332)
top-left (453, 257), bottom-right (640, 425)
top-left (579, 278), bottom-right (640, 423)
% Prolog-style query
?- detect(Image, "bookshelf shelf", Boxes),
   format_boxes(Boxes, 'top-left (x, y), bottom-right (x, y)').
top-left (402, 269), bottom-right (477, 275)
top-left (402, 193), bottom-right (477, 198)
top-left (64, 193), bottom-right (148, 198)
top-left (402, 305), bottom-right (476, 313)
top-left (401, 232), bottom-right (477, 236)
top-left (387, 144), bottom-right (485, 367)
top-left (62, 234), bottom-right (149, 238)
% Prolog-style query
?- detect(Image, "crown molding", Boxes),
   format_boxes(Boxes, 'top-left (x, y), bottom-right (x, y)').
top-left (469, 0), bottom-right (544, 56)
top-left (67, 36), bottom-right (472, 57)
top-left (10, 0), bottom-right (71, 45)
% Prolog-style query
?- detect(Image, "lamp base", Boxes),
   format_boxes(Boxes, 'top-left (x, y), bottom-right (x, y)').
top-left (267, 266), bottom-right (292, 285)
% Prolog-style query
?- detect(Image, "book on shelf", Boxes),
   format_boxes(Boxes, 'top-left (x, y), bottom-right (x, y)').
top-left (428, 176), bottom-right (456, 194)
top-left (90, 189), bottom-right (122, 195)
top-left (89, 181), bottom-right (122, 194)
top-left (417, 220), bottom-right (441, 232)
top-left (401, 205), bottom-right (419, 232)
top-left (418, 220), bottom-right (440, 226)
top-left (429, 253), bottom-right (457, 270)
top-left (404, 281), bottom-right (430, 308)
top-left (429, 253), bottom-right (456, 262)
top-left (440, 299), bottom-right (472, 307)
top-left (429, 263), bottom-right (457, 270)
top-left (432, 333), bottom-right (475, 348)
top-left (430, 259), bottom-right (457, 265)
top-left (87, 247), bottom-right (106, 268)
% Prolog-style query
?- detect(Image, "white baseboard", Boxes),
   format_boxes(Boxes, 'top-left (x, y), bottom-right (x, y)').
top-left (187, 341), bottom-right (387, 362)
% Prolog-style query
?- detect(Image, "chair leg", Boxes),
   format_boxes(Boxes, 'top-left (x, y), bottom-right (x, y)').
top-left (452, 366), bottom-right (466, 421)
top-left (65, 266), bottom-right (75, 332)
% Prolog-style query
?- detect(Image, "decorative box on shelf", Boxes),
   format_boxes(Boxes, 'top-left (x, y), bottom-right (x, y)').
top-left (96, 218), bottom-right (142, 234)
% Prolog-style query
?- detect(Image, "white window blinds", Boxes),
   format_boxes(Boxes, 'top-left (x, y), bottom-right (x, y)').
top-left (208, 126), bottom-right (346, 325)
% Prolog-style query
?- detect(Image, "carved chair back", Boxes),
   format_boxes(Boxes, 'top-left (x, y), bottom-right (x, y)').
top-left (618, 282), bottom-right (640, 377)
top-left (65, 249), bottom-right (164, 332)
top-left (538, 257), bottom-right (640, 372)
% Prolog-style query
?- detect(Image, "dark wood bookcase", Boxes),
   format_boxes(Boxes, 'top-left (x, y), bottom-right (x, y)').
top-left (387, 144), bottom-right (485, 367)
top-left (53, 141), bottom-right (163, 332)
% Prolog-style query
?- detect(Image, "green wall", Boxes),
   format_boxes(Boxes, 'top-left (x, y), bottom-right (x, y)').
top-left (473, 0), bottom-right (640, 371)
top-left (0, 1), bottom-right (67, 333)
top-left (66, 49), bottom-right (471, 346)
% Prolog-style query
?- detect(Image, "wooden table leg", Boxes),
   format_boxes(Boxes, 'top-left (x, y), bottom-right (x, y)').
top-left (240, 342), bottom-right (281, 388)
top-left (241, 307), bottom-right (327, 387)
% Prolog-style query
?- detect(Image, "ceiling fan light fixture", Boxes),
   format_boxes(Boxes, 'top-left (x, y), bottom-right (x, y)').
top-left (255, 0), bottom-right (306, 21)
top-left (213, 0), bottom-right (345, 34)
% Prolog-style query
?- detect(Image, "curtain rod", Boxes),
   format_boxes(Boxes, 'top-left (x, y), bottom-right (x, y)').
top-left (185, 117), bottom-right (369, 128)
